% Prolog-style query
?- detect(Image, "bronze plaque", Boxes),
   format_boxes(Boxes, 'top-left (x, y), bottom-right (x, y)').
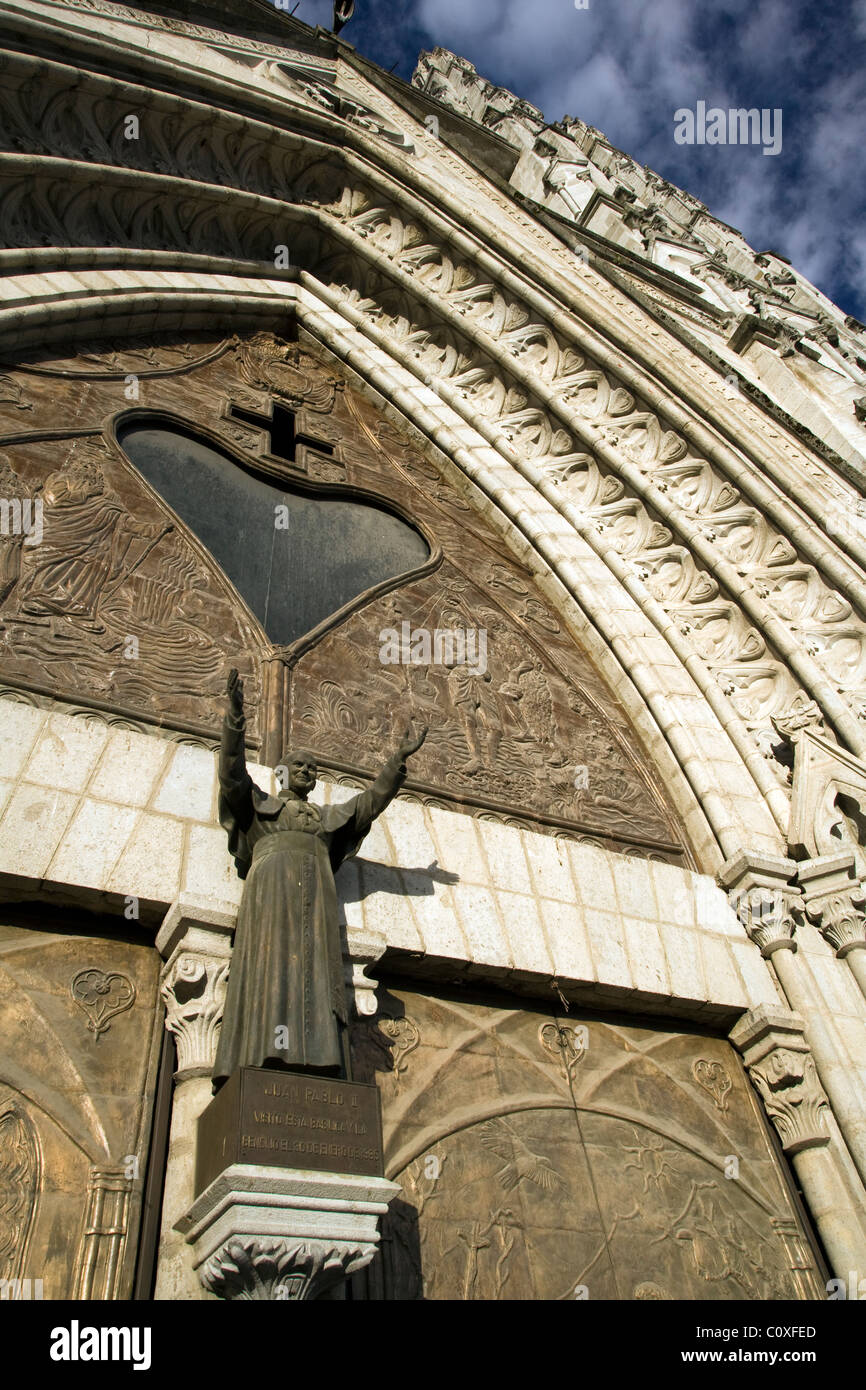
top-left (195, 1067), bottom-right (384, 1195)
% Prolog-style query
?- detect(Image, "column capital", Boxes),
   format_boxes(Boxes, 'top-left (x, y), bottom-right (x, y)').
top-left (158, 897), bottom-right (237, 1081)
top-left (176, 1164), bottom-right (401, 1301)
top-left (730, 1005), bottom-right (830, 1154)
top-left (717, 850), bottom-right (800, 956)
top-left (344, 926), bottom-right (387, 1018)
top-left (797, 853), bottom-right (866, 957)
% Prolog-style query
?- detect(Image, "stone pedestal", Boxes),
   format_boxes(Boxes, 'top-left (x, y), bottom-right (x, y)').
top-left (176, 1165), bottom-right (401, 1300)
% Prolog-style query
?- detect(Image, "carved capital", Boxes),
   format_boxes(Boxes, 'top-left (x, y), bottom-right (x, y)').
top-left (798, 853), bottom-right (866, 956)
top-left (730, 1007), bottom-right (829, 1154)
top-left (717, 851), bottom-right (800, 956)
top-left (199, 1237), bottom-right (375, 1301)
top-left (344, 928), bottom-right (387, 1018)
top-left (157, 898), bottom-right (236, 1080)
top-left (176, 1163), bottom-right (401, 1302)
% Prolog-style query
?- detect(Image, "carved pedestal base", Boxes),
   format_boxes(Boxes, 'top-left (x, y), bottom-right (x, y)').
top-left (175, 1164), bottom-right (401, 1301)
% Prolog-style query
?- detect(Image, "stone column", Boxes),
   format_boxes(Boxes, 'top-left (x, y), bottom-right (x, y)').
top-left (731, 1007), bottom-right (866, 1281)
top-left (719, 850), bottom-right (866, 1191)
top-left (154, 897), bottom-right (235, 1300)
top-left (798, 852), bottom-right (866, 1002)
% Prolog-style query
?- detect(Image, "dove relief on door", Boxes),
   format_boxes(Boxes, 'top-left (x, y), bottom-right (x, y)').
top-left (350, 981), bottom-right (825, 1300)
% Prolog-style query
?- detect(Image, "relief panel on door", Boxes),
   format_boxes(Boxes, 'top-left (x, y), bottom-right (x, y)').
top-left (0, 911), bottom-right (163, 1299)
top-left (350, 983), bottom-right (823, 1300)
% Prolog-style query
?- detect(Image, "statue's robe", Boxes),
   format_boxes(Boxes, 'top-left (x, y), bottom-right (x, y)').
top-left (213, 712), bottom-right (406, 1089)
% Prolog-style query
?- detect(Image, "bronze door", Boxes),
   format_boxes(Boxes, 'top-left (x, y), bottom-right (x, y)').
top-left (0, 909), bottom-right (163, 1299)
top-left (351, 980), bottom-right (824, 1300)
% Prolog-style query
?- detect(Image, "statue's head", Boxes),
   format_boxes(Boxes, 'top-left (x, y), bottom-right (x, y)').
top-left (276, 748), bottom-right (318, 800)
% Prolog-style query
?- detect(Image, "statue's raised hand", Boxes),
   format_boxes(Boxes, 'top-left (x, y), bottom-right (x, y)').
top-left (397, 721), bottom-right (428, 761)
top-left (226, 667), bottom-right (245, 720)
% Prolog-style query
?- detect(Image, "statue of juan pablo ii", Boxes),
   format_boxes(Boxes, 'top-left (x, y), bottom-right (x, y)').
top-left (212, 669), bottom-right (427, 1091)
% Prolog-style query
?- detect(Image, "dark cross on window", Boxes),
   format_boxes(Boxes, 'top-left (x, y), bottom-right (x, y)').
top-left (228, 400), bottom-right (335, 468)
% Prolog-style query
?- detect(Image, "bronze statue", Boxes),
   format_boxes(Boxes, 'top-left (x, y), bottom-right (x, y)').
top-left (213, 668), bottom-right (427, 1090)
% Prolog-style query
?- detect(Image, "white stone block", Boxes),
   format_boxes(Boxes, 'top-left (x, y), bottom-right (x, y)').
top-left (584, 909), bottom-right (633, 989)
top-left (358, 813), bottom-right (394, 866)
top-left (728, 939), bottom-right (781, 1009)
top-left (357, 859), bottom-right (418, 949)
top-left (693, 874), bottom-right (740, 937)
top-left (538, 898), bottom-right (595, 985)
top-left (450, 882), bottom-right (512, 967)
top-left (521, 830), bottom-right (577, 903)
top-left (659, 923), bottom-right (707, 1001)
top-left (475, 818), bottom-right (532, 894)
top-left (427, 806), bottom-right (486, 882)
top-left (496, 890), bottom-right (554, 975)
top-left (25, 716), bottom-right (108, 793)
top-left (567, 841), bottom-right (616, 909)
top-left (0, 783), bottom-right (79, 877)
top-left (387, 798), bottom-right (447, 874)
top-left (107, 813), bottom-right (186, 904)
top-left (404, 877), bottom-right (467, 957)
top-left (182, 824), bottom-right (242, 907)
top-left (650, 860), bottom-right (697, 927)
top-left (46, 797), bottom-right (139, 889)
top-left (88, 727), bottom-right (172, 807)
top-left (623, 917), bottom-right (669, 995)
top-left (613, 856), bottom-right (658, 920)
top-left (0, 700), bottom-right (46, 781)
top-left (151, 743), bottom-right (216, 823)
top-left (698, 934), bottom-right (746, 1007)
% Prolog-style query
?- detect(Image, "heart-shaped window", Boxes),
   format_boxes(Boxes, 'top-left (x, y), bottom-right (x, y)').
top-left (117, 419), bottom-right (431, 645)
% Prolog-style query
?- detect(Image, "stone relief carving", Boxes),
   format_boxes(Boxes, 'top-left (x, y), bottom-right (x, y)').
top-left (691, 1059), bottom-right (732, 1114)
top-left (0, 334), bottom-right (688, 852)
top-left (71, 968), bottom-right (136, 1038)
top-left (0, 429), bottom-right (263, 742)
top-left (353, 988), bottom-right (824, 1300)
top-left (0, 1099), bottom-right (42, 1286)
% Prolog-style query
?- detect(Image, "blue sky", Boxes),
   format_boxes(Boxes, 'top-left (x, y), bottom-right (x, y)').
top-left (282, 0), bottom-right (866, 321)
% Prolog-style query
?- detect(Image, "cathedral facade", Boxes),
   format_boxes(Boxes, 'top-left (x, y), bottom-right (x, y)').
top-left (1, 0), bottom-right (866, 1301)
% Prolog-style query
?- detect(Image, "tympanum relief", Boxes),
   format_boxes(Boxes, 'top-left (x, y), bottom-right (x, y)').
top-left (0, 332), bottom-right (689, 859)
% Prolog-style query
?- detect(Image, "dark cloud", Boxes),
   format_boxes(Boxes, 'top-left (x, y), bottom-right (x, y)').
top-left (287, 0), bottom-right (866, 318)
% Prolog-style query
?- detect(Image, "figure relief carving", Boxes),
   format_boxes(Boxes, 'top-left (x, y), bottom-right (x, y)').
top-left (0, 434), bottom-right (263, 741)
top-left (0, 1100), bottom-right (42, 1286)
